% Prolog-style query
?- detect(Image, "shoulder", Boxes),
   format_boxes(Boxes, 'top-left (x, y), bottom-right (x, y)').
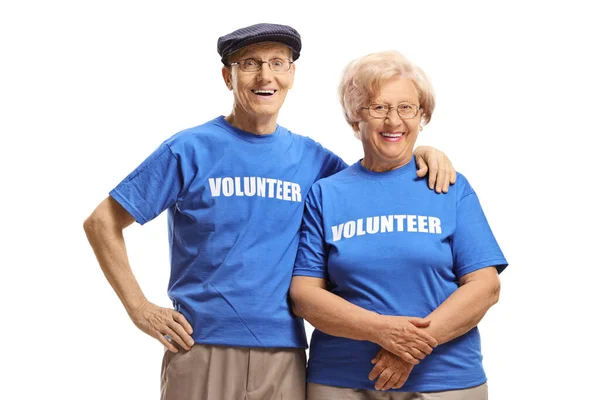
top-left (163, 117), bottom-right (232, 153)
top-left (308, 165), bottom-right (357, 198)
top-left (452, 172), bottom-right (475, 199)
top-left (283, 127), bottom-right (330, 152)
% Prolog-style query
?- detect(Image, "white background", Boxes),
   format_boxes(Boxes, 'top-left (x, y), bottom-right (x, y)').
top-left (1, 1), bottom-right (598, 399)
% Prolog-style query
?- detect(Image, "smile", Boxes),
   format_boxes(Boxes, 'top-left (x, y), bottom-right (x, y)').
top-left (251, 89), bottom-right (277, 96)
top-left (380, 132), bottom-right (404, 138)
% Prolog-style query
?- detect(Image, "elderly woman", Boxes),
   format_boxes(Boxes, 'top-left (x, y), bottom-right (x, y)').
top-left (290, 50), bottom-right (508, 400)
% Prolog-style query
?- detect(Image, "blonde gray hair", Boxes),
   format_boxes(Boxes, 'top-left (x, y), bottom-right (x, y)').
top-left (339, 51), bottom-right (435, 131)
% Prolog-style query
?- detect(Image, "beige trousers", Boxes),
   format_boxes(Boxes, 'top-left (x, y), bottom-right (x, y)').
top-left (307, 382), bottom-right (488, 400)
top-left (161, 344), bottom-right (306, 400)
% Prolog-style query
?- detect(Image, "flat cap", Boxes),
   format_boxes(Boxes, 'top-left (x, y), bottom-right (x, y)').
top-left (217, 23), bottom-right (301, 65)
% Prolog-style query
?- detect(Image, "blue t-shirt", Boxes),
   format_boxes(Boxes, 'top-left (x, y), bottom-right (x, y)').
top-left (110, 116), bottom-right (347, 348)
top-left (293, 158), bottom-right (508, 392)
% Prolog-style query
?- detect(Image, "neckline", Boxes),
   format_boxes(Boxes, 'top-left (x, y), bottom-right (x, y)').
top-left (217, 116), bottom-right (282, 143)
top-left (352, 156), bottom-right (417, 180)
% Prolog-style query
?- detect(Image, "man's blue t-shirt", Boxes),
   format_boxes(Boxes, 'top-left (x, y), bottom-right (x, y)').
top-left (110, 116), bottom-right (347, 348)
top-left (293, 158), bottom-right (508, 392)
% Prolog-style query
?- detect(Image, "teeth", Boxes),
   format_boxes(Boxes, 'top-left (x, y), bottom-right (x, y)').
top-left (252, 90), bottom-right (275, 94)
top-left (381, 132), bottom-right (403, 138)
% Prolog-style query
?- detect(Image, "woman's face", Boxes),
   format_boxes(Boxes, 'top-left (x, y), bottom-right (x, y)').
top-left (356, 76), bottom-right (422, 172)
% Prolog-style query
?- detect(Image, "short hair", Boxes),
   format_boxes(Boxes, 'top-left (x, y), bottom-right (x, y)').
top-left (339, 50), bottom-right (435, 131)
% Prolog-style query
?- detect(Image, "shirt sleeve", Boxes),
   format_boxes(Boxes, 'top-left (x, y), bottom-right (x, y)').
top-left (109, 143), bottom-right (183, 225)
top-left (293, 185), bottom-right (328, 279)
top-left (317, 147), bottom-right (348, 180)
top-left (452, 190), bottom-right (508, 278)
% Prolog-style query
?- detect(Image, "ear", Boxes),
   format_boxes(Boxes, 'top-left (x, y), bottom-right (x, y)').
top-left (352, 122), bottom-right (362, 140)
top-left (222, 66), bottom-right (233, 90)
top-left (288, 62), bottom-right (296, 90)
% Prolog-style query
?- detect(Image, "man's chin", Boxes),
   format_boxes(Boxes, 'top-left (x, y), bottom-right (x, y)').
top-left (251, 104), bottom-right (282, 117)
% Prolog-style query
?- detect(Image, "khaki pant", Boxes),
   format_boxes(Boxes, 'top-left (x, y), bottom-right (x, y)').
top-left (161, 344), bottom-right (306, 400)
top-left (307, 382), bottom-right (488, 400)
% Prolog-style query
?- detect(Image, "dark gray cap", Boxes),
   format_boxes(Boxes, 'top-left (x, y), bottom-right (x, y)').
top-left (217, 23), bottom-right (301, 65)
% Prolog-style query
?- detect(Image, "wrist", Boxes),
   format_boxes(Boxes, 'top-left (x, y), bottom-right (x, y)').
top-left (363, 314), bottom-right (390, 344)
top-left (126, 297), bottom-right (149, 317)
top-left (413, 145), bottom-right (430, 156)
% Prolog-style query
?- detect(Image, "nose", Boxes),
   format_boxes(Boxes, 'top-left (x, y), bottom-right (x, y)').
top-left (256, 61), bottom-right (274, 82)
top-left (385, 107), bottom-right (403, 124)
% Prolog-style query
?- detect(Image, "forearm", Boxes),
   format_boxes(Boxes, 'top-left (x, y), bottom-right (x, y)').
top-left (423, 277), bottom-right (500, 345)
top-left (84, 214), bottom-right (147, 315)
top-left (290, 284), bottom-right (383, 342)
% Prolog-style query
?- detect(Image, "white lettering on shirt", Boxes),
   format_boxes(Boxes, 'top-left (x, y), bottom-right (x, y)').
top-left (207, 176), bottom-right (303, 203)
top-left (331, 214), bottom-right (443, 242)
top-left (332, 224), bottom-right (344, 241)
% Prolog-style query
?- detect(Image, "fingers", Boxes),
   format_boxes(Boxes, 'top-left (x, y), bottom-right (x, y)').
top-left (408, 346), bottom-right (428, 361)
top-left (396, 323), bottom-right (437, 355)
top-left (407, 323), bottom-right (437, 348)
top-left (368, 360), bottom-right (386, 381)
top-left (393, 342), bottom-right (432, 363)
top-left (441, 165), bottom-right (456, 193)
top-left (131, 302), bottom-right (196, 351)
top-left (156, 333), bottom-right (178, 353)
top-left (428, 169), bottom-right (437, 190)
top-left (374, 368), bottom-right (394, 391)
top-left (411, 340), bottom-right (433, 356)
top-left (423, 155), bottom-right (439, 190)
top-left (415, 156), bottom-right (428, 178)
top-left (168, 318), bottom-right (195, 349)
top-left (392, 372), bottom-right (409, 389)
top-left (173, 312), bottom-right (194, 335)
top-left (435, 168), bottom-right (448, 193)
top-left (407, 317), bottom-right (430, 328)
top-left (370, 348), bottom-right (383, 364)
top-left (162, 326), bottom-right (191, 351)
top-left (381, 372), bottom-right (400, 391)
top-left (400, 350), bottom-right (420, 365)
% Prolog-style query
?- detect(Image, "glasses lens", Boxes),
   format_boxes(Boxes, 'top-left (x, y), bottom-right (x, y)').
top-left (369, 104), bottom-right (389, 118)
top-left (398, 103), bottom-right (417, 118)
top-left (269, 58), bottom-right (289, 72)
top-left (240, 58), bottom-right (260, 72)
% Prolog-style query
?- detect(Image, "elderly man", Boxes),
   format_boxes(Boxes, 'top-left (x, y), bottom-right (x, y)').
top-left (83, 23), bottom-right (456, 400)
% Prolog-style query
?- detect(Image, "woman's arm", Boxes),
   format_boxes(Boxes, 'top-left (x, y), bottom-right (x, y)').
top-left (290, 276), bottom-right (438, 364)
top-left (368, 266), bottom-right (501, 388)
top-left (421, 266), bottom-right (501, 345)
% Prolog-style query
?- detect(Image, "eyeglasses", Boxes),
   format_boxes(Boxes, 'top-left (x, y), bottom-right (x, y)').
top-left (360, 103), bottom-right (420, 119)
top-left (229, 58), bottom-right (293, 73)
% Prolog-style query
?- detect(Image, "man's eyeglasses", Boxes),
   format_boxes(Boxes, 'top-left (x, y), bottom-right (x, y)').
top-left (229, 58), bottom-right (293, 73)
top-left (360, 103), bottom-right (420, 119)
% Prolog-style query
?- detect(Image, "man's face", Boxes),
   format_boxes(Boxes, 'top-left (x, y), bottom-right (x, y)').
top-left (222, 42), bottom-right (295, 119)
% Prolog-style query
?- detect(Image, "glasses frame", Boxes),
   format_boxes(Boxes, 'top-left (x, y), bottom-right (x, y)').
top-left (229, 58), bottom-right (294, 73)
top-left (360, 103), bottom-right (421, 120)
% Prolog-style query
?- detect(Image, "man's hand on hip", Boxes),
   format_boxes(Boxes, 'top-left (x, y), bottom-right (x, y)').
top-left (129, 300), bottom-right (194, 353)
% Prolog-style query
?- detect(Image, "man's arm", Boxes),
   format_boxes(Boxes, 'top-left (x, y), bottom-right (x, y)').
top-left (414, 146), bottom-right (457, 193)
top-left (83, 196), bottom-right (194, 353)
